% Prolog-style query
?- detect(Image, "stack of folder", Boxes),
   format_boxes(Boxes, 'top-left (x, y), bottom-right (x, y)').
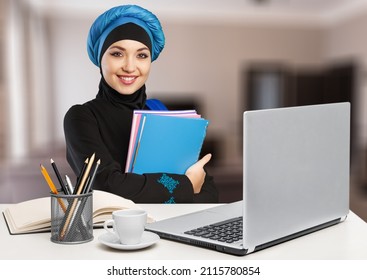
top-left (125, 110), bottom-right (209, 175)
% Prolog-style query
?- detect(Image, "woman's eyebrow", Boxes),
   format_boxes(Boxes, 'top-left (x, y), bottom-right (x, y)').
top-left (108, 46), bottom-right (125, 51)
top-left (109, 46), bottom-right (149, 52)
top-left (137, 47), bottom-right (150, 52)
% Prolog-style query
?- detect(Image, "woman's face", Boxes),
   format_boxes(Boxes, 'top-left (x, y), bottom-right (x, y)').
top-left (101, 39), bottom-right (151, 95)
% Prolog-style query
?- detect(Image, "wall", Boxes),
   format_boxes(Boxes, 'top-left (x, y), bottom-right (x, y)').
top-left (46, 14), bottom-right (324, 165)
top-left (2, 3), bottom-right (367, 208)
top-left (4, 4), bottom-right (367, 167)
top-left (324, 10), bottom-right (367, 149)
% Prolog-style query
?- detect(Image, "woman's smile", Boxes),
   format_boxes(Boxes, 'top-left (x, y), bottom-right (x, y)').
top-left (118, 75), bottom-right (138, 85)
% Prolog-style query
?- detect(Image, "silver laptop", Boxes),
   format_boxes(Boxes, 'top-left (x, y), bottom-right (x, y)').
top-left (145, 102), bottom-right (350, 256)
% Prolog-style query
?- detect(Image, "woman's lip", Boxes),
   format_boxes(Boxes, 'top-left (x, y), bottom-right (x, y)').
top-left (118, 75), bottom-right (137, 85)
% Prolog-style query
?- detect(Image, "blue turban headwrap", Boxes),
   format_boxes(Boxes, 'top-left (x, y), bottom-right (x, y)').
top-left (87, 5), bottom-right (165, 67)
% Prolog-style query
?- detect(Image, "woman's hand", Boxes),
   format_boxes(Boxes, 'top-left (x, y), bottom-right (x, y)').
top-left (185, 154), bottom-right (212, 194)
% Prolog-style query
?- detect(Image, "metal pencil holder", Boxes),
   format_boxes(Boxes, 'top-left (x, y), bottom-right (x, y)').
top-left (50, 192), bottom-right (93, 244)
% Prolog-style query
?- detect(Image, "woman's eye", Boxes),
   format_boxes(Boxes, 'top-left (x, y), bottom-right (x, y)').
top-left (138, 53), bottom-right (149, 59)
top-left (110, 51), bottom-right (122, 57)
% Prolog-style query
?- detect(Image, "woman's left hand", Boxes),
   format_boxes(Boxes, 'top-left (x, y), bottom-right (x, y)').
top-left (185, 154), bottom-right (212, 194)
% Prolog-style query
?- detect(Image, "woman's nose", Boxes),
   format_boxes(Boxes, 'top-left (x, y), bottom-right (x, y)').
top-left (122, 57), bottom-right (136, 73)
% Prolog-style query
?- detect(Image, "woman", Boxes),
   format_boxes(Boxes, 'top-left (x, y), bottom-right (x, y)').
top-left (64, 5), bottom-right (218, 203)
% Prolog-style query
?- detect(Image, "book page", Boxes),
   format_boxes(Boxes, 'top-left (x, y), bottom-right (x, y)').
top-left (4, 197), bottom-right (50, 231)
top-left (3, 190), bottom-right (152, 234)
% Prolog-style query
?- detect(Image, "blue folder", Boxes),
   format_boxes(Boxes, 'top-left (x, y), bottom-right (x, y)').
top-left (130, 114), bottom-right (209, 175)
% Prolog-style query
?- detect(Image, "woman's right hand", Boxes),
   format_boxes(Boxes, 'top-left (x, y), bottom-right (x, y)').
top-left (185, 154), bottom-right (212, 194)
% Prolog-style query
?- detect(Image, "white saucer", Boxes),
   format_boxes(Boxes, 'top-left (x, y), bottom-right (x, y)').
top-left (98, 231), bottom-right (160, 250)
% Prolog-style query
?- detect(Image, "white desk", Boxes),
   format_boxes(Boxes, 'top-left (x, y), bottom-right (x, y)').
top-left (1, 203), bottom-right (367, 260)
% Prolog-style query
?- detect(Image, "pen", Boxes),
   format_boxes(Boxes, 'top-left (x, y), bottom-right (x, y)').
top-left (65, 175), bottom-right (74, 194)
top-left (40, 164), bottom-right (67, 212)
top-left (50, 158), bottom-right (69, 195)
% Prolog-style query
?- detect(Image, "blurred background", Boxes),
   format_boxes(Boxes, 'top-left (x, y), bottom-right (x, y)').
top-left (0, 0), bottom-right (366, 221)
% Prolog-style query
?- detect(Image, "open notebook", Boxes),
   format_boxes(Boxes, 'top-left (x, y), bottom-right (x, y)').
top-left (3, 190), bottom-right (153, 235)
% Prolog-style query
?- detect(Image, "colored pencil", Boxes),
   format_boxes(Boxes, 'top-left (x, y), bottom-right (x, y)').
top-left (50, 158), bottom-right (69, 195)
top-left (73, 158), bottom-right (88, 195)
top-left (40, 164), bottom-right (67, 212)
top-left (83, 159), bottom-right (100, 194)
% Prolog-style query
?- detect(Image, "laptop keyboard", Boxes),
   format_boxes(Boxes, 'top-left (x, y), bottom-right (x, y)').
top-left (184, 217), bottom-right (243, 243)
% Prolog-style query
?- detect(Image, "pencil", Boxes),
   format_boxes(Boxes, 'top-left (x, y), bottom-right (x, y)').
top-left (75, 153), bottom-right (95, 194)
top-left (83, 159), bottom-right (100, 194)
top-left (73, 158), bottom-right (88, 195)
top-left (60, 153), bottom-right (95, 240)
top-left (40, 164), bottom-right (67, 212)
top-left (50, 158), bottom-right (69, 195)
top-left (67, 158), bottom-right (99, 239)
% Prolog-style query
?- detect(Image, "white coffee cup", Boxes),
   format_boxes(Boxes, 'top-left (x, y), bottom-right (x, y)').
top-left (103, 209), bottom-right (147, 245)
